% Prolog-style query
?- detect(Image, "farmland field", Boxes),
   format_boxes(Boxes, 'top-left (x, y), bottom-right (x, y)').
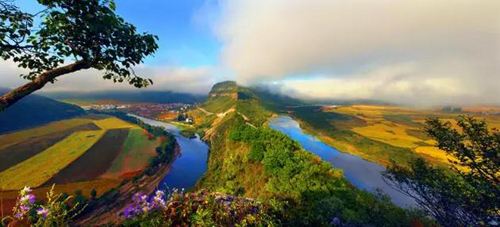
top-left (0, 115), bottom-right (162, 191)
top-left (0, 130), bottom-right (105, 190)
top-left (0, 118), bottom-right (93, 150)
top-left (45, 129), bottom-right (130, 185)
top-left (94, 117), bottom-right (139, 130)
top-left (103, 128), bottom-right (158, 179)
top-left (290, 105), bottom-right (500, 167)
top-left (0, 123), bottom-right (100, 172)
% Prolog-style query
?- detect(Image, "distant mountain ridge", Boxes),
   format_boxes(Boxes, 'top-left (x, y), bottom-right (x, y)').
top-left (0, 88), bottom-right (85, 134)
top-left (44, 90), bottom-right (206, 104)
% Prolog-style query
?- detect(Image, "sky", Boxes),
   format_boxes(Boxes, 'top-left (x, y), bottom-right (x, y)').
top-left (1, 0), bottom-right (500, 106)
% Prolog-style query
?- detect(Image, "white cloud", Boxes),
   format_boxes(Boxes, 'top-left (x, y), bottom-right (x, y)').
top-left (0, 61), bottom-right (215, 94)
top-left (216, 0), bottom-right (500, 105)
top-left (279, 61), bottom-right (498, 106)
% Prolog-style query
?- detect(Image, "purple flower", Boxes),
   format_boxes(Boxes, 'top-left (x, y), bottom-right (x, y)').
top-left (20, 194), bottom-right (35, 204)
top-left (37, 207), bottom-right (49, 218)
top-left (14, 212), bottom-right (23, 219)
top-left (123, 205), bottom-right (138, 218)
top-left (152, 190), bottom-right (166, 208)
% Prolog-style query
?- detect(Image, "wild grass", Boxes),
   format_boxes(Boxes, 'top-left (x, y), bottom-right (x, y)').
top-left (0, 130), bottom-right (105, 190)
top-left (202, 96), bottom-right (236, 113)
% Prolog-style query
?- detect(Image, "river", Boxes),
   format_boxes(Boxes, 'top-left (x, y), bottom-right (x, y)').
top-left (130, 114), bottom-right (415, 207)
top-left (129, 115), bottom-right (209, 190)
top-left (269, 116), bottom-right (416, 207)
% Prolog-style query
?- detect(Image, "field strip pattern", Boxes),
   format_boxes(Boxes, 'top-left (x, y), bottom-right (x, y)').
top-left (103, 128), bottom-right (158, 178)
top-left (44, 129), bottom-right (130, 185)
top-left (93, 118), bottom-right (139, 130)
top-left (0, 118), bottom-right (93, 150)
top-left (0, 123), bottom-right (100, 172)
top-left (0, 130), bottom-right (105, 190)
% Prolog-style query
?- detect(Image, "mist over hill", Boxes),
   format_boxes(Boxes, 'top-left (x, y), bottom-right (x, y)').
top-left (0, 88), bottom-right (85, 134)
top-left (44, 90), bottom-right (206, 104)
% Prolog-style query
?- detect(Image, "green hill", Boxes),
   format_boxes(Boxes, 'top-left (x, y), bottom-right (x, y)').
top-left (0, 88), bottom-right (85, 134)
top-left (189, 82), bottom-right (427, 225)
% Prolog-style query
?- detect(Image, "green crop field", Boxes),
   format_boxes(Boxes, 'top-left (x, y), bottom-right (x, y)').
top-left (0, 130), bottom-right (105, 190)
top-left (103, 128), bottom-right (158, 178)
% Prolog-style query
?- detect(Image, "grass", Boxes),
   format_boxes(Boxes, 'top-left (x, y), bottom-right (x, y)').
top-left (0, 118), bottom-right (93, 150)
top-left (104, 128), bottom-right (158, 178)
top-left (203, 96), bottom-right (236, 113)
top-left (0, 130), bottom-right (105, 190)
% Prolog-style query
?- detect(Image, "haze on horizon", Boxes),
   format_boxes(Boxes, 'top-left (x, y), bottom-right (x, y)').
top-left (1, 0), bottom-right (499, 106)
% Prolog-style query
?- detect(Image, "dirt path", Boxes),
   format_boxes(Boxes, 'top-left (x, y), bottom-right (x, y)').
top-left (197, 107), bottom-right (214, 115)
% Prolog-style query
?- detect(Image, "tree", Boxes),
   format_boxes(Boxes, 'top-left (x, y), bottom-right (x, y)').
top-left (384, 116), bottom-right (499, 226)
top-left (0, 0), bottom-right (158, 111)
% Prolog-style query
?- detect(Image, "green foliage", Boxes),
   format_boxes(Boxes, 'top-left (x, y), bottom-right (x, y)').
top-left (385, 116), bottom-right (500, 226)
top-left (1, 0), bottom-right (158, 87)
top-left (236, 99), bottom-right (272, 126)
top-left (202, 115), bottom-right (426, 225)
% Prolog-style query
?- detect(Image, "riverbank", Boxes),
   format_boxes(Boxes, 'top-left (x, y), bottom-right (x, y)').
top-left (269, 115), bottom-right (417, 207)
top-left (287, 113), bottom-right (415, 167)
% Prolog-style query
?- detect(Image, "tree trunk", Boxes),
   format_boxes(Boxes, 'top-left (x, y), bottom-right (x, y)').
top-left (0, 60), bottom-right (90, 111)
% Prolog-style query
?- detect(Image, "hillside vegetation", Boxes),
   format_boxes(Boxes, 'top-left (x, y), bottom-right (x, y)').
top-left (189, 82), bottom-right (428, 225)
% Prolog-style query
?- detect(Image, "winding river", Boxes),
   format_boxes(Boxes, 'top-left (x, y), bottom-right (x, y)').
top-left (130, 114), bottom-right (415, 207)
top-left (129, 115), bottom-right (209, 190)
top-left (269, 116), bottom-right (416, 207)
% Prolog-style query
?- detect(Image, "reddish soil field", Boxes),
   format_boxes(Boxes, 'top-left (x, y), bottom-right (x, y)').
top-left (0, 123), bottom-right (100, 172)
top-left (43, 129), bottom-right (129, 185)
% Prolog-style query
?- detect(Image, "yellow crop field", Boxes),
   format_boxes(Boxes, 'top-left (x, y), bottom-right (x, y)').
top-left (414, 146), bottom-right (457, 164)
top-left (0, 130), bottom-right (105, 190)
top-left (320, 104), bottom-right (500, 167)
top-left (0, 118), bottom-right (93, 150)
top-left (94, 117), bottom-right (139, 130)
top-left (352, 123), bottom-right (424, 149)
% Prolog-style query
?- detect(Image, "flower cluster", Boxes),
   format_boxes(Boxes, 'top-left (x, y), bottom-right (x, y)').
top-left (123, 190), bottom-right (169, 219)
top-left (36, 207), bottom-right (49, 219)
top-left (12, 186), bottom-right (36, 219)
